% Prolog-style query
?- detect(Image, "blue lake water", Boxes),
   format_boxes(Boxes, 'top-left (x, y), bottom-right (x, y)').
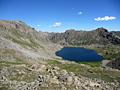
top-left (56, 47), bottom-right (103, 62)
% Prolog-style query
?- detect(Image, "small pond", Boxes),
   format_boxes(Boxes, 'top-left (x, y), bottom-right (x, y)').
top-left (56, 47), bottom-right (103, 62)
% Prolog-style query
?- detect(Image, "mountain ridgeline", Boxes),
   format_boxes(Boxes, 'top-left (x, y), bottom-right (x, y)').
top-left (0, 20), bottom-right (120, 47)
top-left (49, 28), bottom-right (120, 46)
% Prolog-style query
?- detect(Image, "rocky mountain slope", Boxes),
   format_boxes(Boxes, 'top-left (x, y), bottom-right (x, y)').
top-left (0, 20), bottom-right (62, 62)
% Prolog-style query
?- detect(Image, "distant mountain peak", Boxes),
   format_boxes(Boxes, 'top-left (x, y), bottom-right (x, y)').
top-left (95, 27), bottom-right (108, 33)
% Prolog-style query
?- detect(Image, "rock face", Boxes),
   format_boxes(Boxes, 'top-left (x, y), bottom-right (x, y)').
top-left (49, 28), bottom-right (120, 45)
top-left (107, 58), bottom-right (120, 70)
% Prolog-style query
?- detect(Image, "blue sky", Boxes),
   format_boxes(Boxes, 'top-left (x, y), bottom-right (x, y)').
top-left (0, 0), bottom-right (120, 32)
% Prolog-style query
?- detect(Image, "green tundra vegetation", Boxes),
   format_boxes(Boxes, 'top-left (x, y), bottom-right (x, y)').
top-left (47, 59), bottom-right (120, 83)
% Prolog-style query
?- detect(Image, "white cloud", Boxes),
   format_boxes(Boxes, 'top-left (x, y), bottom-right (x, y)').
top-left (37, 25), bottom-right (41, 27)
top-left (94, 16), bottom-right (116, 21)
top-left (78, 11), bottom-right (82, 15)
top-left (53, 22), bottom-right (62, 27)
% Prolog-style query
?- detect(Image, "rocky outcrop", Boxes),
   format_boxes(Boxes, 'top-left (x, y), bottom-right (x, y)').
top-left (106, 59), bottom-right (120, 70)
